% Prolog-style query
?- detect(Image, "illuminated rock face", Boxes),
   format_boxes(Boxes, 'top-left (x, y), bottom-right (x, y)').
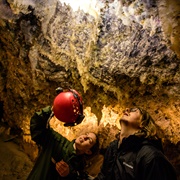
top-left (0, 0), bottom-right (180, 177)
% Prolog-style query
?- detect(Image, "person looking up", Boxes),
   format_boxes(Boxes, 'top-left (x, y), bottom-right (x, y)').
top-left (94, 107), bottom-right (177, 180)
top-left (27, 88), bottom-right (99, 180)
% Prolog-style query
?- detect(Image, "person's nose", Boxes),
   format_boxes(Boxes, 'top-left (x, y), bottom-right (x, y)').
top-left (84, 135), bottom-right (89, 141)
top-left (123, 108), bottom-right (130, 113)
top-left (84, 136), bottom-right (88, 140)
top-left (126, 108), bottom-right (130, 112)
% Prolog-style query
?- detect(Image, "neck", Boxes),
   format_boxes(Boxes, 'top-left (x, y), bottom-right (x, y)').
top-left (119, 124), bottom-right (139, 144)
top-left (73, 143), bottom-right (83, 155)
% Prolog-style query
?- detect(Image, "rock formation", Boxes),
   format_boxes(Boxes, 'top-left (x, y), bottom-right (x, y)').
top-left (0, 0), bottom-right (179, 178)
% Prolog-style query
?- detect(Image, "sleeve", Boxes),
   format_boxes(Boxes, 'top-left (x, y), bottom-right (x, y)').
top-left (30, 106), bottom-right (52, 146)
top-left (141, 157), bottom-right (177, 180)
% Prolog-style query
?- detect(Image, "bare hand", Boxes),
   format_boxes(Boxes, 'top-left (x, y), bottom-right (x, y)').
top-left (56, 160), bottom-right (70, 177)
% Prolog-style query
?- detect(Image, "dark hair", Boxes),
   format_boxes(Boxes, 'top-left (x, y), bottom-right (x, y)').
top-left (90, 133), bottom-right (99, 155)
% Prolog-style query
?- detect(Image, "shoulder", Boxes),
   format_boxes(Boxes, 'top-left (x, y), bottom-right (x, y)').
top-left (107, 140), bottom-right (119, 152)
top-left (104, 140), bottom-right (119, 156)
top-left (109, 139), bottom-right (118, 147)
top-left (136, 143), bottom-right (177, 179)
top-left (137, 142), bottom-right (165, 164)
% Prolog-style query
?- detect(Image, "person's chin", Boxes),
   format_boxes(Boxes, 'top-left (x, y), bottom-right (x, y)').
top-left (120, 118), bottom-right (128, 125)
top-left (120, 118), bottom-right (126, 122)
top-left (75, 139), bottom-right (79, 144)
top-left (76, 138), bottom-right (82, 144)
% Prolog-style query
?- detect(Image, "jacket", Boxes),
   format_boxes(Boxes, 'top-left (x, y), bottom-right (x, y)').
top-left (27, 106), bottom-right (86, 180)
top-left (95, 135), bottom-right (177, 180)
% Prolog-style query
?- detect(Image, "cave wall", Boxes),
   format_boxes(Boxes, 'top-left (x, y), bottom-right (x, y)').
top-left (0, 0), bottom-right (180, 177)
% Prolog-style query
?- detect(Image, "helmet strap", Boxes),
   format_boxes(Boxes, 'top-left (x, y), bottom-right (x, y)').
top-left (46, 110), bottom-right (54, 129)
top-left (69, 89), bottom-right (83, 111)
top-left (64, 114), bottom-right (85, 127)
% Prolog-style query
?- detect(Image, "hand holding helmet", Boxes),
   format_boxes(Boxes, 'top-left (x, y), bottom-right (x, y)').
top-left (52, 87), bottom-right (85, 126)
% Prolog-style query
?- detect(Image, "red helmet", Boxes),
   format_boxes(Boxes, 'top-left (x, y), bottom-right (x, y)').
top-left (52, 89), bottom-right (84, 126)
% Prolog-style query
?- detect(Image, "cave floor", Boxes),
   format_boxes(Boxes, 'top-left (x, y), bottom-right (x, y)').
top-left (0, 133), bottom-right (33, 180)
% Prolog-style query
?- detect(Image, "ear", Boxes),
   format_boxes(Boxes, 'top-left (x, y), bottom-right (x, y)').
top-left (85, 149), bottom-right (92, 155)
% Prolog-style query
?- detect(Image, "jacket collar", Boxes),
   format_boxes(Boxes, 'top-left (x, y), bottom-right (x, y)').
top-left (119, 135), bottom-right (145, 152)
top-left (119, 135), bottom-right (163, 153)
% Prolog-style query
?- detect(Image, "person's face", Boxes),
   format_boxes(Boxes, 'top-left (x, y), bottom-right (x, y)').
top-left (75, 132), bottom-right (97, 155)
top-left (120, 108), bottom-right (142, 129)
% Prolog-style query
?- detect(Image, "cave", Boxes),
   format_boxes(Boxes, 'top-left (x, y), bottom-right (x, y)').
top-left (0, 0), bottom-right (180, 179)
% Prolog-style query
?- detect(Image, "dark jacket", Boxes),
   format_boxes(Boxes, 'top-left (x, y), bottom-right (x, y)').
top-left (27, 106), bottom-right (86, 180)
top-left (95, 135), bottom-right (177, 180)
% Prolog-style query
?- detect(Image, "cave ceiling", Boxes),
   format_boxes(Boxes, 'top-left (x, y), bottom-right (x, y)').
top-left (0, 0), bottom-right (179, 149)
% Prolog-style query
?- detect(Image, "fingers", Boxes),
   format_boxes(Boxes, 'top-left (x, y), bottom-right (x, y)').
top-left (56, 160), bottom-right (70, 177)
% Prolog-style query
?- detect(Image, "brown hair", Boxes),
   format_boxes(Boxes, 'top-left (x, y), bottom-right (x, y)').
top-left (135, 107), bottom-right (159, 140)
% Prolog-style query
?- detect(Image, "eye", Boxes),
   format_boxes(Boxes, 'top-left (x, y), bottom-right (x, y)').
top-left (88, 137), bottom-right (93, 144)
top-left (130, 108), bottom-right (138, 112)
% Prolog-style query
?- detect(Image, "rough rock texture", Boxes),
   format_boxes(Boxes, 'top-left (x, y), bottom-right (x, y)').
top-left (0, 126), bottom-right (33, 179)
top-left (0, 0), bottom-right (180, 178)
